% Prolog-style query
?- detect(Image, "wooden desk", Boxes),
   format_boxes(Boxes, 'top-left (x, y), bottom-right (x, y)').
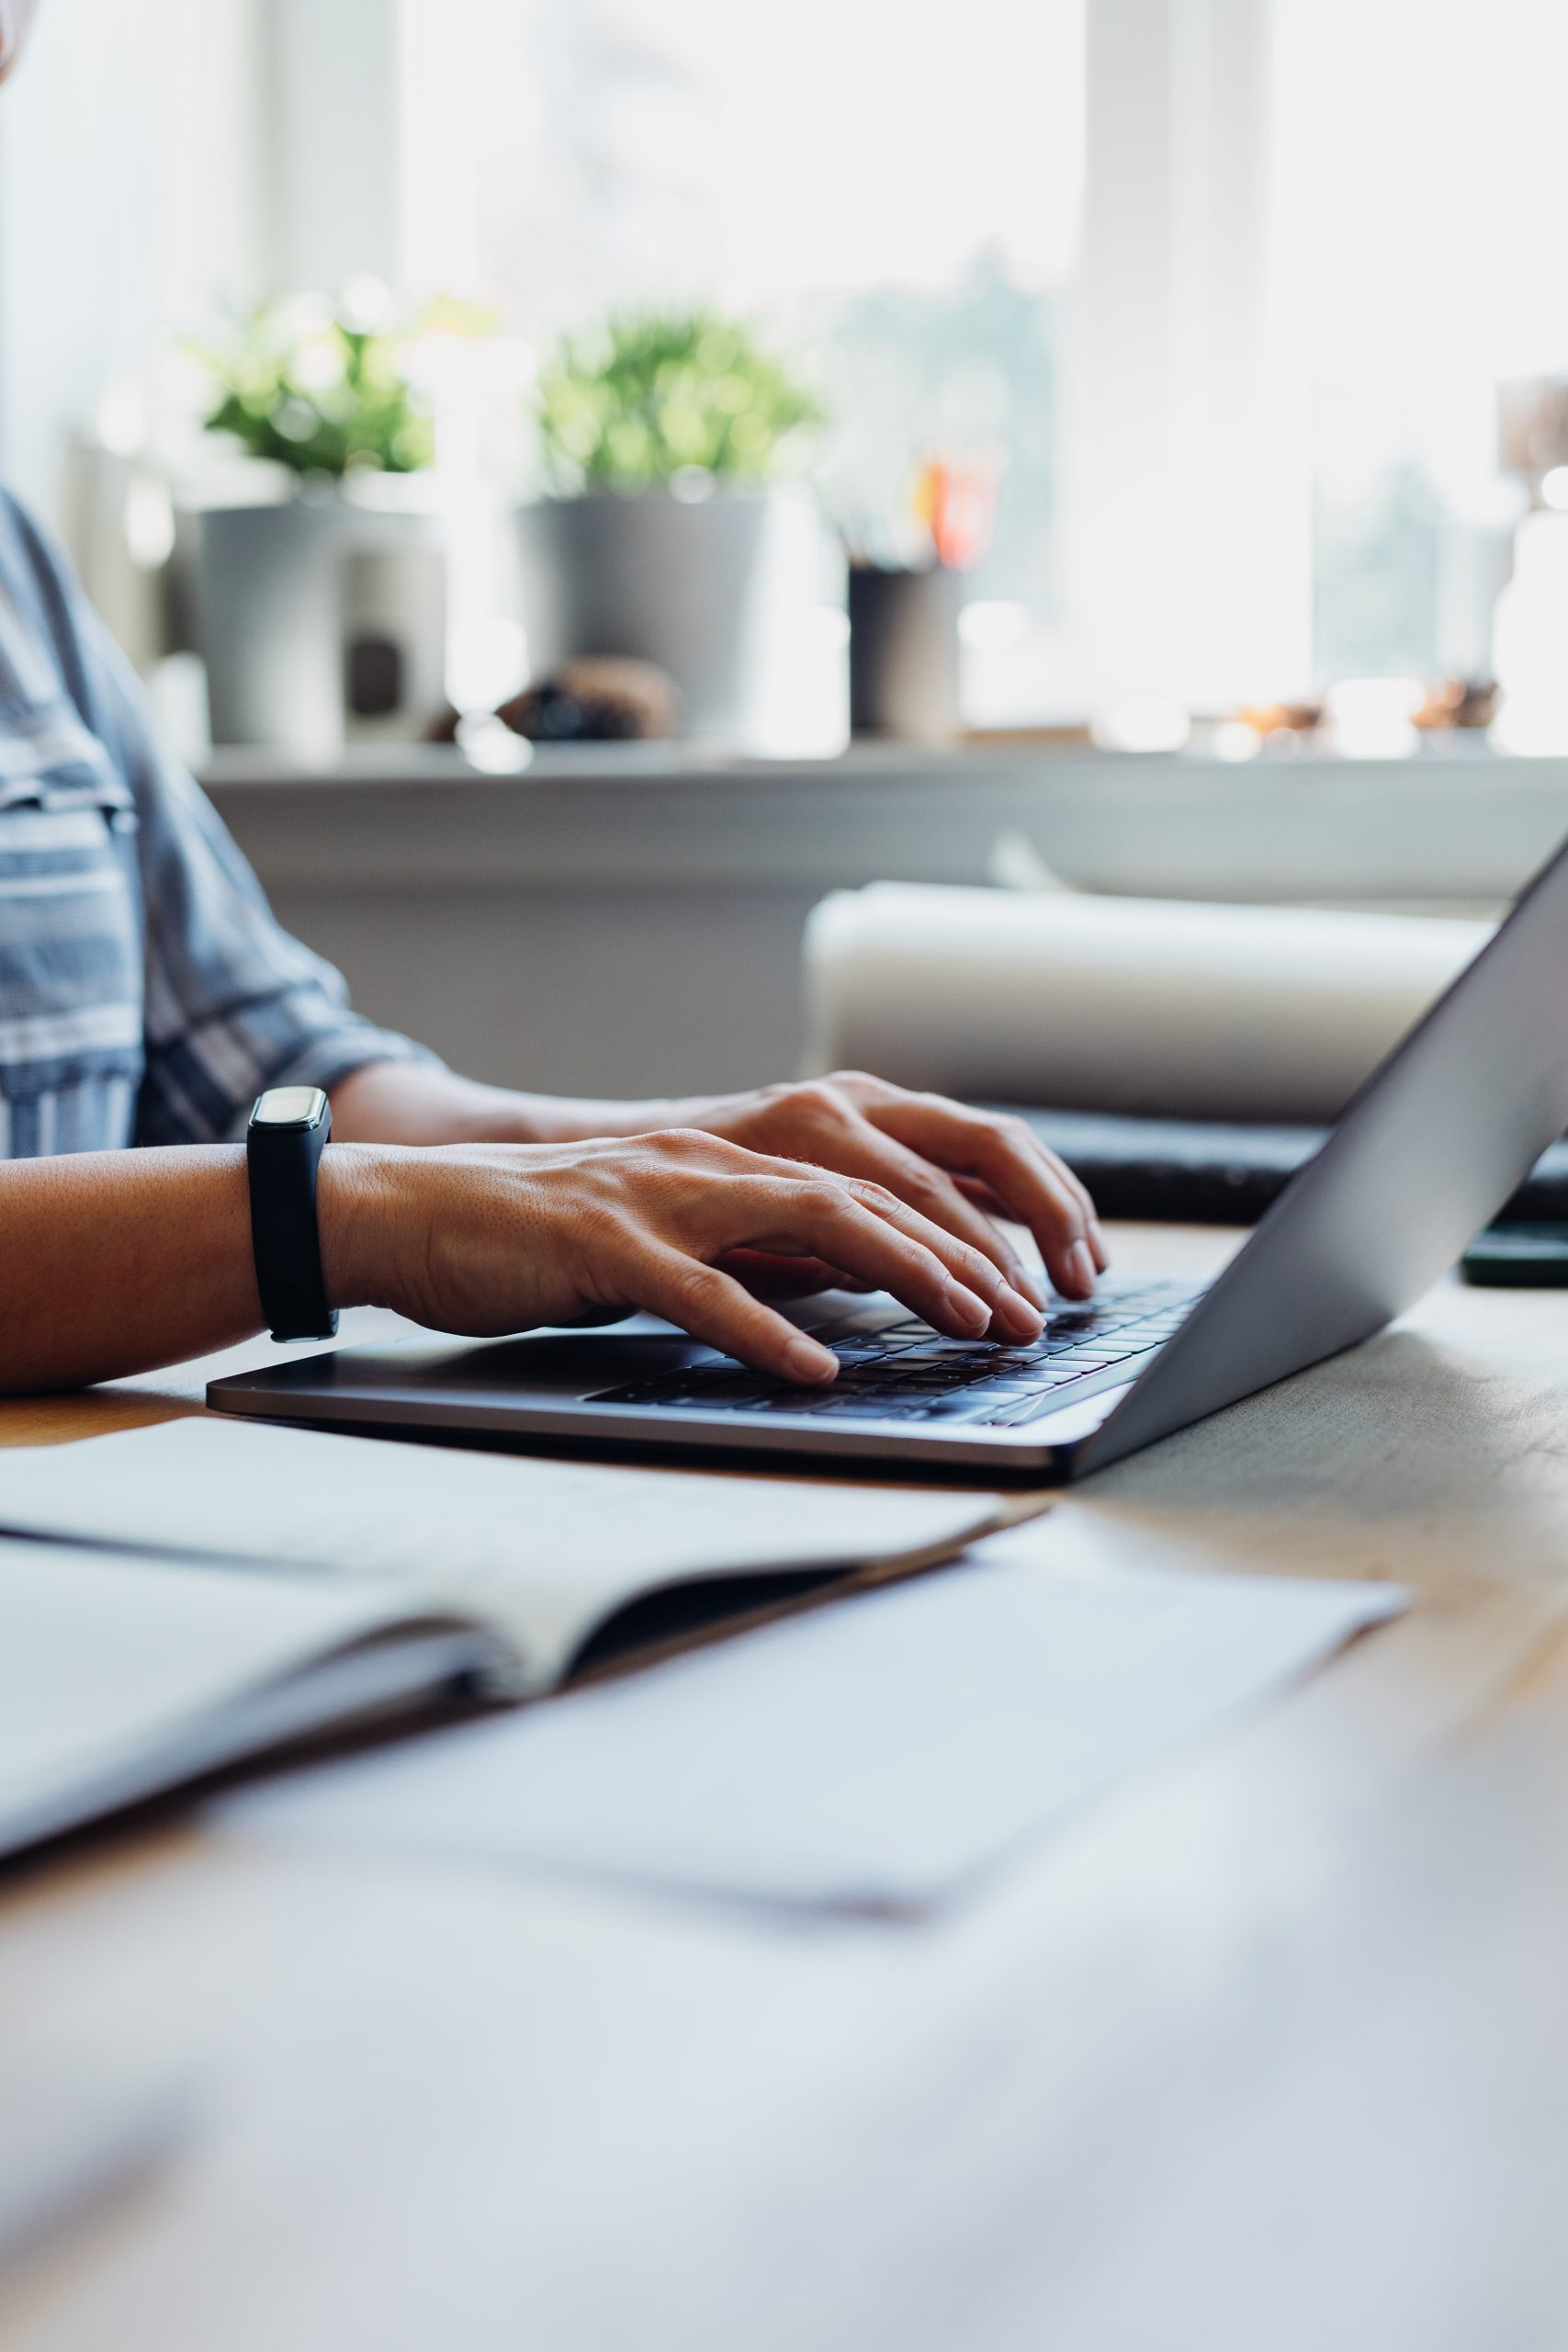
top-left (4, 1225), bottom-right (1568, 2349)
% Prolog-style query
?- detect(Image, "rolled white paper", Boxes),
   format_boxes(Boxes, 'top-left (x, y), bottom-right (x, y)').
top-left (805, 883), bottom-right (1494, 1122)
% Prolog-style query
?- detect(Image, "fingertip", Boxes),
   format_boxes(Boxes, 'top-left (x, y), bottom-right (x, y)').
top-left (784, 1335), bottom-right (838, 1384)
top-left (995, 1289), bottom-right (1044, 1340)
top-left (1088, 1219), bottom-right (1111, 1271)
top-left (1044, 1250), bottom-right (1092, 1302)
top-left (943, 1281), bottom-right (992, 1334)
top-left (1069, 1239), bottom-right (1099, 1295)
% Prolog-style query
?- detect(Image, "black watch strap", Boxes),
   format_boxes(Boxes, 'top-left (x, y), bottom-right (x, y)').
top-left (246, 1087), bottom-right (340, 1342)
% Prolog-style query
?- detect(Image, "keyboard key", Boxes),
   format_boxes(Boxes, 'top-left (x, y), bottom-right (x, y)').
top-left (590, 1285), bottom-right (1200, 1424)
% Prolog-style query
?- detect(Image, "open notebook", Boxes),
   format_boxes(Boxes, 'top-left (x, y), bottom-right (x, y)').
top-left (0, 1418), bottom-right (1012, 1862)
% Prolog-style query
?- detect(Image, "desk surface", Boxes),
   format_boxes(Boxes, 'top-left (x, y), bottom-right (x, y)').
top-left (4, 1225), bottom-right (1568, 2350)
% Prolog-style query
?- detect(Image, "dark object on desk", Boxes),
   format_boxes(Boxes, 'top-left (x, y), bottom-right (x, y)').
top-left (1007, 1106), bottom-right (1568, 1227)
top-left (1461, 1222), bottom-right (1568, 1285)
top-left (497, 657), bottom-right (678, 743)
top-left (847, 564), bottom-right (961, 742)
top-left (428, 657), bottom-right (678, 746)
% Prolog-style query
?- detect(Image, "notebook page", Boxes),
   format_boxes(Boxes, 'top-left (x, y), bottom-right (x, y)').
top-left (0, 1538), bottom-right (417, 1846)
top-left (0, 1419), bottom-right (1007, 1690)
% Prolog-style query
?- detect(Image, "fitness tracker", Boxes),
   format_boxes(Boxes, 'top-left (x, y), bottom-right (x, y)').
top-left (246, 1086), bottom-right (339, 1342)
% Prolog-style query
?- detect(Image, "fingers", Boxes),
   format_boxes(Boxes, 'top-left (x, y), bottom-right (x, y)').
top-left (763, 1110), bottom-right (1049, 1313)
top-left (552, 1130), bottom-right (1049, 1381)
top-left (732, 1172), bottom-right (1043, 1342)
top-left (864, 1134), bottom-right (1048, 1306)
top-left (629, 1246), bottom-right (842, 1383)
top-left (834, 1074), bottom-right (1099, 1227)
top-left (713, 1250), bottom-right (865, 1299)
top-left (858, 1095), bottom-right (1109, 1299)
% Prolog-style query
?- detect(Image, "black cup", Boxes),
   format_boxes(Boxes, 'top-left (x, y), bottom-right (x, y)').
top-left (847, 564), bottom-right (962, 742)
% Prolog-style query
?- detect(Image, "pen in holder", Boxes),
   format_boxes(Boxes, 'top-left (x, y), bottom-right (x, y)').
top-left (846, 562), bottom-right (962, 743)
top-left (842, 453), bottom-right (998, 742)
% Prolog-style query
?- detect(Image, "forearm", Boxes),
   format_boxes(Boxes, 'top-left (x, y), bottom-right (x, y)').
top-left (0, 1074), bottom-right (705, 1395)
top-left (0, 1116), bottom-right (1049, 1400)
top-left (0, 1148), bottom-right (264, 1392)
top-left (330, 1060), bottom-right (684, 1148)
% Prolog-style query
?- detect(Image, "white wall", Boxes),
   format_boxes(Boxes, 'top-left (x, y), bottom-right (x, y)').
top-left (0, 0), bottom-right (265, 529)
top-left (0, 0), bottom-right (450, 538)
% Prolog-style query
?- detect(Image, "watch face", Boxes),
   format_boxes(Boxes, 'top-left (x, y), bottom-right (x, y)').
top-left (251, 1086), bottom-right (328, 1129)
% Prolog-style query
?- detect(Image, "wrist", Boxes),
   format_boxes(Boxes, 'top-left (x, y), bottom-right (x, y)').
top-left (316, 1141), bottom-right (405, 1310)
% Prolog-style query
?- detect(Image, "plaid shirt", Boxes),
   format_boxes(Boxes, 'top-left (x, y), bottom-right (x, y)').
top-left (0, 491), bottom-right (430, 1157)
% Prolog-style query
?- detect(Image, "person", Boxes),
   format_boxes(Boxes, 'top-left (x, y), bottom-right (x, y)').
top-left (0, 0), bottom-right (1106, 1397)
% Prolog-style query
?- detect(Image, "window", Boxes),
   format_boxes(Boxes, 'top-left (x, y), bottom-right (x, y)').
top-left (1274, 0), bottom-right (1568, 690)
top-left (6, 0), bottom-right (1562, 737)
top-left (401, 0), bottom-right (1086, 725)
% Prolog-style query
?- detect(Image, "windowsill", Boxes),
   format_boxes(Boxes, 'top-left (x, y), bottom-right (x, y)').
top-left (197, 737), bottom-right (1568, 914)
top-left (197, 731), bottom-right (1533, 793)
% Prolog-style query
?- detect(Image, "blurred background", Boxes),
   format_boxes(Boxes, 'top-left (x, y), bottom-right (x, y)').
top-left (6, 0), bottom-right (1568, 1105)
top-left (6, 0), bottom-right (1567, 760)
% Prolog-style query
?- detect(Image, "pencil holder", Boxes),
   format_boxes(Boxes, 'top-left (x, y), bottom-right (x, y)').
top-left (847, 564), bottom-right (962, 742)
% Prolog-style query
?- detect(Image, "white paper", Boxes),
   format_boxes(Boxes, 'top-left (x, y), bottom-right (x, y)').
top-left (225, 1518), bottom-right (1407, 1912)
top-left (0, 2055), bottom-right (196, 2278)
top-left (807, 881), bottom-right (1490, 1122)
top-left (0, 1418), bottom-right (1005, 1690)
top-left (0, 1538), bottom-right (414, 1842)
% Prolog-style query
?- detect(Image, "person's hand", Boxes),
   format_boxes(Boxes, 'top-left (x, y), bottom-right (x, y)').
top-left (320, 1128), bottom-right (1045, 1385)
top-left (329, 1066), bottom-right (1107, 1305)
top-left (654, 1072), bottom-right (1108, 1304)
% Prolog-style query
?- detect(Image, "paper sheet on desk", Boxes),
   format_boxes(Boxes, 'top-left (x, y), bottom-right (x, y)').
top-left (0, 2055), bottom-right (196, 2278)
top-left (224, 1519), bottom-right (1407, 1914)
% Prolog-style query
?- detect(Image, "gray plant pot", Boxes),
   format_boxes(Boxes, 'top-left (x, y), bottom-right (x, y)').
top-left (195, 493), bottom-right (447, 757)
top-left (515, 486), bottom-right (810, 743)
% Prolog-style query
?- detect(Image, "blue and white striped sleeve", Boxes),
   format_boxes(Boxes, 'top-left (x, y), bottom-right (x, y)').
top-left (79, 611), bottom-right (439, 1146)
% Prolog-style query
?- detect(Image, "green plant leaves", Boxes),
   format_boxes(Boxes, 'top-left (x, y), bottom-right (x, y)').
top-left (535, 310), bottom-right (822, 493)
top-left (194, 297), bottom-right (818, 493)
top-left (192, 296), bottom-right (442, 479)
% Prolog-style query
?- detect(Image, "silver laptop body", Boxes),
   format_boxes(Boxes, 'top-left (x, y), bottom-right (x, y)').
top-left (210, 831), bottom-right (1568, 1481)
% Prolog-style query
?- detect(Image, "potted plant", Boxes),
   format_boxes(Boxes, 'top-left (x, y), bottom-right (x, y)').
top-left (518, 311), bottom-right (824, 744)
top-left (188, 290), bottom-right (458, 755)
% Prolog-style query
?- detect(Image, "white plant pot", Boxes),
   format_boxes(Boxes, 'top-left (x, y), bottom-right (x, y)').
top-left (195, 492), bottom-right (447, 757)
top-left (515, 485), bottom-right (818, 745)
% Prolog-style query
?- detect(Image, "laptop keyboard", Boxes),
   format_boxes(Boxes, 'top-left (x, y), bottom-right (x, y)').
top-left (589, 1277), bottom-right (1203, 1428)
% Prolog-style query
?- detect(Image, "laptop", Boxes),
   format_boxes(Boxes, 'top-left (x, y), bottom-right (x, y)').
top-left (210, 830), bottom-right (1568, 1482)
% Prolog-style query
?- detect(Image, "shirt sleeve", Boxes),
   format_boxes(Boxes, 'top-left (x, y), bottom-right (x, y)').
top-left (72, 603), bottom-right (441, 1147)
